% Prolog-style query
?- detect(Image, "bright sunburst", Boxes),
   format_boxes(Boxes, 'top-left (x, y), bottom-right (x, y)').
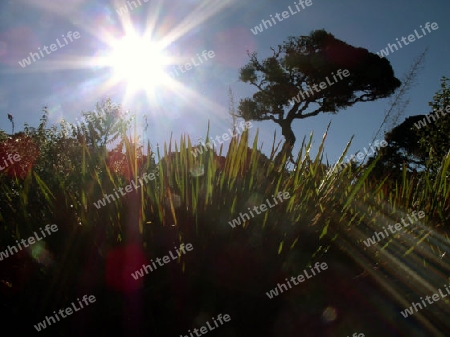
top-left (23, 0), bottom-right (233, 109)
top-left (106, 34), bottom-right (170, 93)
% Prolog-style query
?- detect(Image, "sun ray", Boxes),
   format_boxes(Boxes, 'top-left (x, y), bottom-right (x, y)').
top-left (14, 0), bottom-right (234, 87)
top-left (326, 193), bottom-right (450, 334)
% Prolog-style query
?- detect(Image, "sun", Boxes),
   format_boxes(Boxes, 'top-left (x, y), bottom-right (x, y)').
top-left (106, 34), bottom-right (170, 92)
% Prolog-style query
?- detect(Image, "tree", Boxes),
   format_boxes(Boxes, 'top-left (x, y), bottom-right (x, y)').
top-left (237, 29), bottom-right (401, 160)
top-left (414, 76), bottom-right (450, 171)
top-left (7, 113), bottom-right (14, 134)
top-left (366, 115), bottom-right (426, 182)
top-left (368, 76), bottom-right (450, 180)
top-left (61, 98), bottom-right (133, 149)
top-left (369, 49), bottom-right (426, 146)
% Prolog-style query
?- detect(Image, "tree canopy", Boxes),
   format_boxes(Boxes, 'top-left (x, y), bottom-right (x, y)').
top-left (368, 76), bottom-right (450, 180)
top-left (237, 29), bottom-right (401, 157)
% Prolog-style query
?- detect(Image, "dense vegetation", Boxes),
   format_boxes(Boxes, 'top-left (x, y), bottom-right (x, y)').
top-left (0, 84), bottom-right (449, 335)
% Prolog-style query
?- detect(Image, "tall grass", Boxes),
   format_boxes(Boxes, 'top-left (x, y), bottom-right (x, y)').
top-left (0, 117), bottom-right (449, 333)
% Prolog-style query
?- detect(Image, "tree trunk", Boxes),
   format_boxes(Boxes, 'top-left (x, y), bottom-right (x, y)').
top-left (274, 119), bottom-right (296, 167)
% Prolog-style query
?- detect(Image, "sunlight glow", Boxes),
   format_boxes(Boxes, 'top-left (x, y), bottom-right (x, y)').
top-left (18, 0), bottom-right (235, 112)
top-left (106, 35), bottom-right (169, 92)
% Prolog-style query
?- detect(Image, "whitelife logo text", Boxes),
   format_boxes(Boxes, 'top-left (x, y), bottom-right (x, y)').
top-left (180, 313), bottom-right (231, 337)
top-left (0, 152), bottom-right (21, 172)
top-left (330, 139), bottom-right (388, 173)
top-left (0, 224), bottom-right (58, 261)
top-left (414, 105), bottom-right (449, 130)
top-left (93, 170), bottom-right (158, 209)
top-left (362, 210), bottom-right (425, 247)
top-left (228, 192), bottom-right (290, 228)
top-left (115, 0), bottom-right (150, 17)
top-left (18, 31), bottom-right (80, 68)
top-left (131, 243), bottom-right (193, 280)
top-left (191, 121), bottom-right (253, 158)
top-left (289, 69), bottom-right (350, 106)
top-left (34, 295), bottom-right (96, 332)
top-left (250, 0), bottom-right (313, 35)
top-left (376, 22), bottom-right (438, 58)
top-left (266, 262), bottom-right (328, 299)
top-left (167, 50), bottom-right (215, 79)
top-left (400, 283), bottom-right (450, 318)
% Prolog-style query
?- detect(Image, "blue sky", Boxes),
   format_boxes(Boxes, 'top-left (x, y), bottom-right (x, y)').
top-left (0, 0), bottom-right (448, 163)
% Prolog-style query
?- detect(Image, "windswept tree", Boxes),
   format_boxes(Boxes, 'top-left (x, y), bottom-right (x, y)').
top-left (415, 76), bottom-right (450, 171)
top-left (61, 98), bottom-right (133, 149)
top-left (237, 29), bottom-right (401, 159)
top-left (366, 115), bottom-right (427, 182)
top-left (368, 76), bottom-right (450, 180)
